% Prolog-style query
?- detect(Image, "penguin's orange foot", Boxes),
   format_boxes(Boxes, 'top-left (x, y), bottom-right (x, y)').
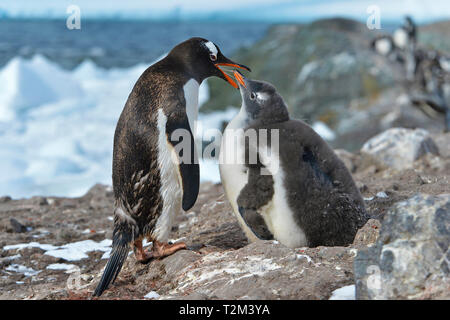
top-left (152, 240), bottom-right (187, 258)
top-left (133, 240), bottom-right (153, 264)
top-left (133, 239), bottom-right (187, 264)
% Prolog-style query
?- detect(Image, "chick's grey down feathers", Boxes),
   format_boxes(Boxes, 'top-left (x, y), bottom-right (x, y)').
top-left (233, 77), bottom-right (368, 247)
top-left (238, 120), bottom-right (368, 247)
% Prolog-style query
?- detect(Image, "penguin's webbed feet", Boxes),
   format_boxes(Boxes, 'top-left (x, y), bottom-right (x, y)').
top-left (152, 240), bottom-right (187, 258)
top-left (133, 239), bottom-right (187, 264)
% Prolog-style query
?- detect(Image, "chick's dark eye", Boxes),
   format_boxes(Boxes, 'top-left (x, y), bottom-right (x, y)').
top-left (250, 92), bottom-right (256, 100)
top-left (210, 54), bottom-right (217, 61)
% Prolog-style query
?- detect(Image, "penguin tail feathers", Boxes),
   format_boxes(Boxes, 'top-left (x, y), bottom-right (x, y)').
top-left (93, 236), bottom-right (130, 297)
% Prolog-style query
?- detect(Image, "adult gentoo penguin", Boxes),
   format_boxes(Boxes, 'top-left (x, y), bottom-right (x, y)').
top-left (219, 71), bottom-right (368, 248)
top-left (93, 38), bottom-right (250, 297)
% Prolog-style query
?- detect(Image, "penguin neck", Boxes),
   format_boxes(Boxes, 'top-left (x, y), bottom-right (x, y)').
top-left (228, 104), bottom-right (249, 130)
top-left (156, 55), bottom-right (202, 133)
top-left (165, 53), bottom-right (206, 83)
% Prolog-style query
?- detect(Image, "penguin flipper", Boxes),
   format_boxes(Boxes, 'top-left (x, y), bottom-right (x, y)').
top-left (237, 159), bottom-right (274, 240)
top-left (165, 109), bottom-right (199, 211)
top-left (238, 206), bottom-right (273, 240)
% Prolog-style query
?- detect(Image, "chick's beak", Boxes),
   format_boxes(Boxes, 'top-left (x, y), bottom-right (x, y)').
top-left (233, 70), bottom-right (247, 89)
top-left (215, 57), bottom-right (250, 89)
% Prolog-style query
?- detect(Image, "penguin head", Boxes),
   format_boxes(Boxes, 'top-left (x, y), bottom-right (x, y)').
top-left (403, 16), bottom-right (416, 36)
top-left (233, 71), bottom-right (290, 126)
top-left (168, 37), bottom-right (250, 87)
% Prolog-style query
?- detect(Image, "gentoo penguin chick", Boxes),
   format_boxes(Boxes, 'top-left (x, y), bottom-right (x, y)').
top-left (219, 72), bottom-right (368, 248)
top-left (93, 38), bottom-right (250, 296)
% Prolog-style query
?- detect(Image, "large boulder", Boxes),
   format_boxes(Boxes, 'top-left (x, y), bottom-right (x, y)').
top-left (354, 193), bottom-right (450, 299)
top-left (361, 128), bottom-right (440, 170)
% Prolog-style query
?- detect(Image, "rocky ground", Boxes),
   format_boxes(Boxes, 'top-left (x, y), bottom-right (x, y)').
top-left (0, 130), bottom-right (448, 300)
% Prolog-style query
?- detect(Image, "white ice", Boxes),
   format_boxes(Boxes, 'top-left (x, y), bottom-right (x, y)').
top-left (0, 54), bottom-right (222, 198)
top-left (5, 264), bottom-right (41, 277)
top-left (3, 239), bottom-right (112, 262)
top-left (144, 291), bottom-right (160, 299)
top-left (46, 263), bottom-right (78, 272)
top-left (329, 284), bottom-right (355, 300)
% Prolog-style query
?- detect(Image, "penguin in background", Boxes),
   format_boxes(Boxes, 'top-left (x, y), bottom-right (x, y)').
top-left (370, 35), bottom-right (404, 64)
top-left (411, 50), bottom-right (450, 131)
top-left (219, 72), bottom-right (368, 248)
top-left (393, 16), bottom-right (418, 81)
top-left (93, 38), bottom-right (250, 297)
top-left (393, 15), bottom-right (417, 50)
top-left (371, 16), bottom-right (417, 79)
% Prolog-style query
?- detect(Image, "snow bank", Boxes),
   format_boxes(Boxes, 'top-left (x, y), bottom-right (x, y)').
top-left (0, 55), bottom-right (219, 198)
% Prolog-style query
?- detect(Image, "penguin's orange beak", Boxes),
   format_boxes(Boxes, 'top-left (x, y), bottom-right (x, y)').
top-left (233, 70), bottom-right (247, 88)
top-left (215, 62), bottom-right (251, 89)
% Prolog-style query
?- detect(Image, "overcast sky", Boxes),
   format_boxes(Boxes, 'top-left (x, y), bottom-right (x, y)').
top-left (1, 0), bottom-right (449, 22)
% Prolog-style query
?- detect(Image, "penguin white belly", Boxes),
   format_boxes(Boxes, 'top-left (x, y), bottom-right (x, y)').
top-left (393, 28), bottom-right (408, 49)
top-left (375, 38), bottom-right (391, 56)
top-left (219, 112), bottom-right (260, 242)
top-left (256, 146), bottom-right (308, 248)
top-left (153, 109), bottom-right (183, 242)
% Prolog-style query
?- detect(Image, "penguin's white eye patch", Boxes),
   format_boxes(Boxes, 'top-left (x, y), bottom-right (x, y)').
top-left (204, 41), bottom-right (218, 56)
top-left (210, 54), bottom-right (217, 61)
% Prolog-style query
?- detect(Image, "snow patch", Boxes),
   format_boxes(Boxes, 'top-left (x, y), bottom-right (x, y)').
top-left (6, 264), bottom-right (41, 277)
top-left (46, 263), bottom-right (78, 272)
top-left (144, 291), bottom-right (160, 299)
top-left (329, 284), bottom-right (355, 300)
top-left (3, 242), bottom-right (58, 251)
top-left (45, 239), bottom-right (112, 261)
top-left (2, 254), bottom-right (21, 261)
top-left (3, 239), bottom-right (112, 262)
